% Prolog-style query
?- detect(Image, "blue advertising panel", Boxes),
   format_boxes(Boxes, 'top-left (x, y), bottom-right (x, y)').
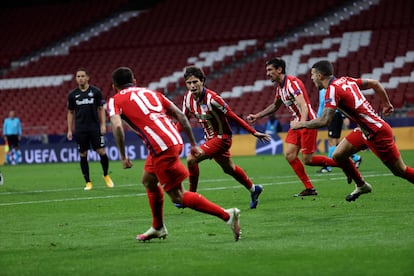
top-left (18, 134), bottom-right (284, 164)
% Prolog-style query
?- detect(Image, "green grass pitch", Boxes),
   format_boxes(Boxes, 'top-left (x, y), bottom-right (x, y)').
top-left (1, 150), bottom-right (413, 275)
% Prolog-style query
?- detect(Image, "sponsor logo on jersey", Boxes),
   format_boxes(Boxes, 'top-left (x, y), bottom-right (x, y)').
top-left (76, 98), bottom-right (94, 105)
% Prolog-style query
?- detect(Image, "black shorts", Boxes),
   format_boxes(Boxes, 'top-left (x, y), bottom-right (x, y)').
top-left (327, 112), bottom-right (344, 139)
top-left (6, 135), bottom-right (19, 148)
top-left (75, 130), bottom-right (105, 152)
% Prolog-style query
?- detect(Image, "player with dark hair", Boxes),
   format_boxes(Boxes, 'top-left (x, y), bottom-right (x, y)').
top-left (108, 66), bottom-right (241, 241)
top-left (67, 68), bottom-right (114, 190)
top-left (181, 66), bottom-right (271, 209)
top-left (291, 60), bottom-right (414, 201)
top-left (248, 58), bottom-right (349, 197)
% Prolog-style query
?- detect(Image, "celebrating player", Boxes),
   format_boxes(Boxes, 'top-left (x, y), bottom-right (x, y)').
top-left (248, 58), bottom-right (347, 197)
top-left (291, 60), bottom-right (414, 201)
top-left (180, 66), bottom-right (271, 209)
top-left (316, 88), bottom-right (362, 173)
top-left (108, 67), bottom-right (241, 241)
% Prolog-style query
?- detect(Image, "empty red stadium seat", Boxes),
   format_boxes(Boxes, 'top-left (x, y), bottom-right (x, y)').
top-left (1, 0), bottom-right (413, 136)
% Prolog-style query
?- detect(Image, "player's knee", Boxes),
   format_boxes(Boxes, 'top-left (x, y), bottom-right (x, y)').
top-left (142, 179), bottom-right (157, 189)
top-left (223, 167), bottom-right (233, 175)
top-left (391, 166), bottom-right (406, 178)
top-left (221, 164), bottom-right (235, 175)
top-left (285, 153), bottom-right (295, 162)
top-left (332, 153), bottom-right (345, 163)
top-left (301, 155), bottom-right (313, 165)
top-left (170, 196), bottom-right (183, 205)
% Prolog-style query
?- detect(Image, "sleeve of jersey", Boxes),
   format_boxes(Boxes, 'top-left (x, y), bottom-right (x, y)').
top-left (97, 93), bottom-right (104, 107)
top-left (107, 97), bottom-right (119, 117)
top-left (289, 77), bottom-right (303, 97)
top-left (324, 87), bottom-right (337, 109)
top-left (226, 108), bottom-right (256, 134)
top-left (162, 95), bottom-right (183, 133)
top-left (67, 93), bottom-right (74, 110)
top-left (349, 77), bottom-right (362, 85)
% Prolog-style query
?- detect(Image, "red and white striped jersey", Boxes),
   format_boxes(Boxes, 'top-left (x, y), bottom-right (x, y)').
top-left (182, 88), bottom-right (255, 140)
top-left (275, 75), bottom-right (317, 121)
top-left (324, 77), bottom-right (386, 137)
top-left (108, 86), bottom-right (183, 156)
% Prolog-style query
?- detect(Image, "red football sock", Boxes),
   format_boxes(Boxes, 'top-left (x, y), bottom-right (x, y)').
top-left (338, 158), bottom-right (365, 186)
top-left (288, 157), bottom-right (313, 189)
top-left (310, 155), bottom-right (338, 167)
top-left (404, 166), bottom-right (414, 183)
top-left (231, 165), bottom-right (253, 190)
top-left (188, 163), bottom-right (199, 192)
top-left (182, 191), bottom-right (229, 221)
top-left (146, 185), bottom-right (164, 229)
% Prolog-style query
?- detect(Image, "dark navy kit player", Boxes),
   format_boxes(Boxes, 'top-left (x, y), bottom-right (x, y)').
top-left (67, 68), bottom-right (114, 190)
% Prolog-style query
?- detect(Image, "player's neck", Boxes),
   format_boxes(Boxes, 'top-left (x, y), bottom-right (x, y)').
top-left (79, 84), bottom-right (90, 91)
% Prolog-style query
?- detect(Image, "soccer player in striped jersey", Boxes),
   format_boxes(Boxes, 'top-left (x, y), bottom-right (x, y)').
top-left (248, 58), bottom-right (344, 197)
top-left (316, 88), bottom-right (362, 173)
top-left (181, 66), bottom-right (271, 209)
top-left (291, 60), bottom-right (414, 201)
top-left (108, 67), bottom-right (241, 241)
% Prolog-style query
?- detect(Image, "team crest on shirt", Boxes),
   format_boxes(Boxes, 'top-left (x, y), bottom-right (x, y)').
top-left (201, 104), bottom-right (209, 112)
top-left (88, 91), bottom-right (94, 97)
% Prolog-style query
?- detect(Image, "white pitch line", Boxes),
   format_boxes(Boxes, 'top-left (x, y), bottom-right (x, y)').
top-left (0, 180), bottom-right (295, 207)
top-left (0, 193), bottom-right (145, 206)
top-left (0, 172), bottom-right (394, 206)
top-left (0, 175), bottom-right (298, 196)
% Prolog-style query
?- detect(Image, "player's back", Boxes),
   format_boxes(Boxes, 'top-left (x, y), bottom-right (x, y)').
top-left (109, 86), bottom-right (183, 154)
top-left (329, 77), bottom-right (386, 135)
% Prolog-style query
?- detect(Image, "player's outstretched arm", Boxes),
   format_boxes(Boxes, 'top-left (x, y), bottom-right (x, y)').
top-left (253, 131), bottom-right (271, 143)
top-left (291, 108), bottom-right (335, 129)
top-left (110, 114), bottom-right (132, 169)
top-left (362, 79), bottom-right (394, 116)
